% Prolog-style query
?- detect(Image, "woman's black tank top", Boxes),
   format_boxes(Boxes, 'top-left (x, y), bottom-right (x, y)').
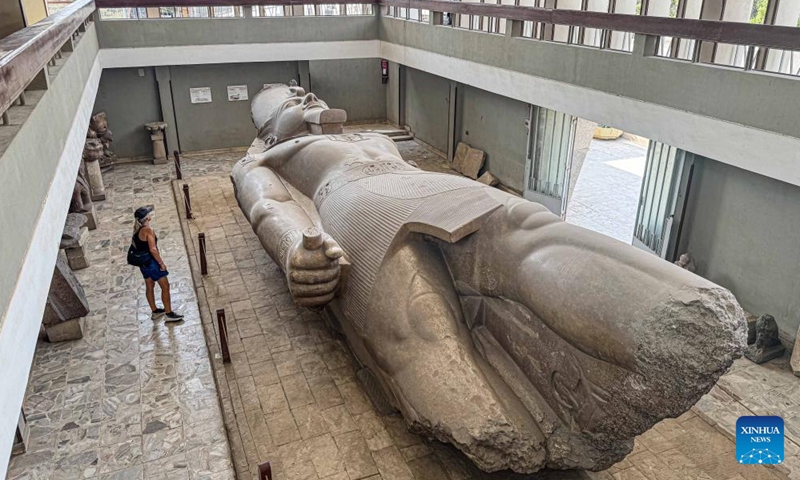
top-left (133, 230), bottom-right (157, 252)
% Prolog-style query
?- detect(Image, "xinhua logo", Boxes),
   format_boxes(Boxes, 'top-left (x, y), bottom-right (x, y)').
top-left (736, 416), bottom-right (784, 465)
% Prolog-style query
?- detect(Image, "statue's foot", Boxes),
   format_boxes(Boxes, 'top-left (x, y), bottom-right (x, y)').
top-left (389, 338), bottom-right (546, 473)
top-left (364, 238), bottom-right (546, 473)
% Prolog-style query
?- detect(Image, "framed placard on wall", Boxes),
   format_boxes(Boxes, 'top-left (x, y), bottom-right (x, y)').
top-left (227, 85), bottom-right (249, 102)
top-left (190, 87), bottom-right (212, 104)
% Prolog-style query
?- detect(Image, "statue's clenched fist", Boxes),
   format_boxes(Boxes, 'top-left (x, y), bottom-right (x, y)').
top-left (285, 227), bottom-right (343, 307)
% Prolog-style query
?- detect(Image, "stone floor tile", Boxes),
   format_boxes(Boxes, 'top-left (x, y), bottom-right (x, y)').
top-left (338, 382), bottom-right (372, 416)
top-left (99, 439), bottom-right (144, 474)
top-left (612, 468), bottom-right (649, 480)
top-left (406, 454), bottom-right (449, 480)
top-left (142, 451), bottom-right (190, 480)
top-left (321, 405), bottom-right (359, 436)
top-left (100, 464), bottom-right (144, 480)
top-left (292, 404), bottom-right (330, 440)
top-left (256, 382), bottom-right (289, 414)
top-left (266, 408), bottom-right (302, 446)
top-left (306, 433), bottom-right (346, 478)
top-left (308, 374), bottom-right (344, 411)
top-left (282, 372), bottom-right (316, 410)
top-left (353, 411), bottom-right (393, 452)
top-left (334, 430), bottom-right (379, 480)
top-left (142, 425), bottom-right (184, 463)
top-left (372, 445), bottom-right (414, 480)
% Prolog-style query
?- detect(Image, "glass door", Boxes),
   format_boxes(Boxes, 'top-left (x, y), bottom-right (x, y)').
top-left (632, 141), bottom-right (695, 259)
top-left (523, 105), bottom-right (578, 217)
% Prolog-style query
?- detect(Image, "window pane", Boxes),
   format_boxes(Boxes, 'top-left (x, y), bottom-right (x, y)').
top-left (347, 4), bottom-right (373, 15)
top-left (764, 1), bottom-right (800, 75)
top-left (99, 8), bottom-right (137, 19)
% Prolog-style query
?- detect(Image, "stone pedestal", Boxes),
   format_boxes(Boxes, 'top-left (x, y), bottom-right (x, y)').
top-left (145, 122), bottom-right (169, 165)
top-left (42, 255), bottom-right (89, 342)
top-left (84, 203), bottom-right (97, 230)
top-left (61, 216), bottom-right (90, 270)
top-left (45, 317), bottom-right (84, 342)
top-left (11, 411), bottom-right (29, 456)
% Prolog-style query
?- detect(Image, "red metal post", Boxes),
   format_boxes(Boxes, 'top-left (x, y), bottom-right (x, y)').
top-left (198, 233), bottom-right (208, 275)
top-left (216, 309), bottom-right (231, 363)
top-left (182, 184), bottom-right (192, 219)
top-left (258, 462), bottom-right (272, 480)
top-left (173, 150), bottom-right (183, 180)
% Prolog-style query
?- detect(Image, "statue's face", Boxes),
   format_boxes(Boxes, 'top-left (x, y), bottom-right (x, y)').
top-left (270, 92), bottom-right (328, 143)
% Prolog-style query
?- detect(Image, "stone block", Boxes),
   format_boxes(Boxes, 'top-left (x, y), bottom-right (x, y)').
top-left (84, 203), bottom-right (97, 230)
top-left (45, 317), bottom-right (84, 342)
top-left (42, 255), bottom-right (89, 327)
top-left (61, 214), bottom-right (87, 249)
top-left (63, 225), bottom-right (89, 270)
top-left (452, 142), bottom-right (485, 179)
top-left (90, 191), bottom-right (106, 201)
top-left (477, 172), bottom-right (499, 187)
top-left (65, 245), bottom-right (89, 270)
top-left (461, 148), bottom-right (485, 179)
top-left (453, 142), bottom-right (468, 167)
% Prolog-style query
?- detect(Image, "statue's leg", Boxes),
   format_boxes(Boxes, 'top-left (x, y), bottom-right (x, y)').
top-left (436, 193), bottom-right (746, 469)
top-left (361, 235), bottom-right (546, 474)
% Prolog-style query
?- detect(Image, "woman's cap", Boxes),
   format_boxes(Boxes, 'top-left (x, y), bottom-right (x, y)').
top-left (134, 205), bottom-right (154, 221)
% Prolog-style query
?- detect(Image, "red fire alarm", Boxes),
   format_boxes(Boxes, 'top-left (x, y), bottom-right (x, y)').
top-left (381, 59), bottom-right (389, 84)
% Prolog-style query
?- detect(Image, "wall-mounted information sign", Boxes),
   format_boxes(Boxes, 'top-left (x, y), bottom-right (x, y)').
top-left (227, 85), bottom-right (249, 102)
top-left (189, 87), bottom-right (212, 104)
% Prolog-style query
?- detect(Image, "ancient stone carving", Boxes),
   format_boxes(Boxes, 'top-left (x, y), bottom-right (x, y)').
top-left (144, 121), bottom-right (168, 165)
top-left (83, 130), bottom-right (106, 201)
top-left (61, 213), bottom-right (89, 270)
top-left (745, 314), bottom-right (785, 364)
top-left (42, 255), bottom-right (89, 342)
top-left (70, 167), bottom-right (97, 230)
top-left (89, 111), bottom-right (115, 167)
top-left (231, 84), bottom-right (747, 474)
top-left (674, 253), bottom-right (697, 273)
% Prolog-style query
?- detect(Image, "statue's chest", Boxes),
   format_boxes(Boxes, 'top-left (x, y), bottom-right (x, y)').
top-left (318, 168), bottom-right (500, 334)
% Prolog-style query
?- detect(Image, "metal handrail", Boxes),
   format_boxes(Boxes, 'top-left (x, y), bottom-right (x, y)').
top-left (3, 0), bottom-right (797, 119)
top-left (96, 0), bottom-right (372, 6)
top-left (0, 0), bottom-right (95, 116)
top-left (382, 0), bottom-right (800, 51)
top-left (93, 0), bottom-right (800, 52)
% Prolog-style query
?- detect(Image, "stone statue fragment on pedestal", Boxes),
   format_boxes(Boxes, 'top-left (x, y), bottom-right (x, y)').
top-left (144, 121), bottom-right (168, 165)
top-left (83, 131), bottom-right (106, 201)
top-left (89, 111), bottom-right (115, 168)
top-left (42, 255), bottom-right (89, 342)
top-left (70, 167), bottom-right (97, 230)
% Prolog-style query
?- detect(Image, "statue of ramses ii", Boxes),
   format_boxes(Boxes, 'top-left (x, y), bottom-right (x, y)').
top-left (231, 83), bottom-right (746, 474)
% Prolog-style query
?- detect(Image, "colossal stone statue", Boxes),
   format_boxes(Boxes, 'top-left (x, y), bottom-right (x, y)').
top-left (232, 84), bottom-right (747, 473)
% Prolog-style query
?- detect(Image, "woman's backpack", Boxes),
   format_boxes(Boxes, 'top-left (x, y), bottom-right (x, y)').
top-left (127, 238), bottom-right (152, 267)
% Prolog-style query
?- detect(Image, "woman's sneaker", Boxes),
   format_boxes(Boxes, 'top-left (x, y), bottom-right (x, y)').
top-left (151, 308), bottom-right (166, 320)
top-left (165, 311), bottom-right (184, 322)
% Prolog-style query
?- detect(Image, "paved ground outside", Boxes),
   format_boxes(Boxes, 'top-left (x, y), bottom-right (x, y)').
top-left (8, 137), bottom-right (797, 480)
top-left (566, 138), bottom-right (647, 244)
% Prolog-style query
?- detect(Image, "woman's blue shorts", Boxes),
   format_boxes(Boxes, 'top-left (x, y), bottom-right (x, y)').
top-left (139, 258), bottom-right (169, 281)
